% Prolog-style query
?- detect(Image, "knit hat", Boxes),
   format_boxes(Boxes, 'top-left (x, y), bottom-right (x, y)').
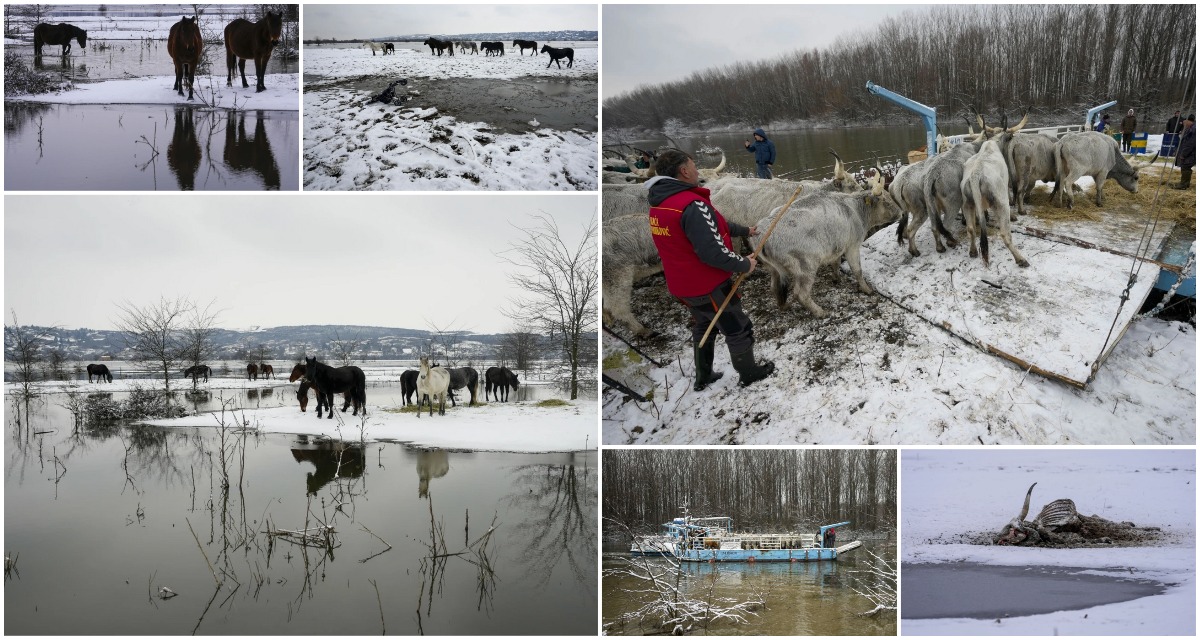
top-left (1187, 114), bottom-right (1195, 122)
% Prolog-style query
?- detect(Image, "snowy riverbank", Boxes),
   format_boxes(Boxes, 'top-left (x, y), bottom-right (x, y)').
top-left (4, 73), bottom-right (300, 110)
top-left (902, 449), bottom-right (1195, 635)
top-left (303, 45), bottom-right (597, 190)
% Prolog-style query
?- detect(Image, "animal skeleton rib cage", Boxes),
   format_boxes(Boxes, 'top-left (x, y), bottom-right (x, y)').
top-left (995, 482), bottom-right (1162, 547)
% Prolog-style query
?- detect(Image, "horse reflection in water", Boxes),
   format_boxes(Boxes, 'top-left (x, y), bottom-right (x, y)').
top-left (167, 106), bottom-right (201, 190)
top-left (291, 438), bottom-right (365, 495)
top-left (223, 110), bottom-right (281, 189)
top-left (416, 449), bottom-right (450, 498)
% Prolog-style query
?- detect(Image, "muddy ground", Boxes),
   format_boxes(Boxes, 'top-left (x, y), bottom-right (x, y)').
top-left (306, 73), bottom-right (597, 135)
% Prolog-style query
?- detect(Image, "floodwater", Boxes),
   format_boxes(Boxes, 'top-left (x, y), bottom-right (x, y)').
top-left (602, 540), bottom-right (897, 635)
top-left (624, 124), bottom-right (973, 180)
top-left (4, 389), bottom-right (597, 635)
top-left (901, 562), bottom-right (1167, 620)
top-left (4, 103), bottom-right (298, 190)
top-left (10, 40), bottom-right (298, 83)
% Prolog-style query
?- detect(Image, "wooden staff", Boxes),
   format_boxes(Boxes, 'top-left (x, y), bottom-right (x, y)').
top-left (698, 186), bottom-right (804, 348)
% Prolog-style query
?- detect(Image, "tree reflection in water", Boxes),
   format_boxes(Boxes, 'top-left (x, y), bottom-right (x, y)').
top-left (503, 454), bottom-right (596, 590)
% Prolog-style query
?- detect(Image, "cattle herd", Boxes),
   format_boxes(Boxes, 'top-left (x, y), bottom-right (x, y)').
top-left (603, 115), bottom-right (1150, 336)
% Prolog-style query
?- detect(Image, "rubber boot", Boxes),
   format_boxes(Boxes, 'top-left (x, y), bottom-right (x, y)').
top-left (1177, 167), bottom-right (1192, 190)
top-left (730, 345), bottom-right (775, 388)
top-left (692, 340), bottom-right (724, 391)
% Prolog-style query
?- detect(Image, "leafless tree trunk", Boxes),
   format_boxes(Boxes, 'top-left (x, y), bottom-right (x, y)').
top-left (114, 296), bottom-right (192, 392)
top-left (498, 329), bottom-right (540, 370)
top-left (180, 299), bottom-right (221, 390)
top-left (500, 214), bottom-right (597, 400)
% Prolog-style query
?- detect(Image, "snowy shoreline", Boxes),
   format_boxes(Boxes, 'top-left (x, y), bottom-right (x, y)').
top-left (5, 73), bottom-right (300, 110)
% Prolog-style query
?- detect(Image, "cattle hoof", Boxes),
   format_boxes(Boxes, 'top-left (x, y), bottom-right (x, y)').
top-left (969, 248), bottom-right (978, 258)
top-left (908, 249), bottom-right (921, 257)
top-left (1017, 259), bottom-right (1030, 268)
top-left (935, 245), bottom-right (946, 253)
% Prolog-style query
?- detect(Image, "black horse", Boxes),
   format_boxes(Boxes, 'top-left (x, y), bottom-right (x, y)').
top-left (540, 44), bottom-right (574, 69)
top-left (297, 379), bottom-right (359, 415)
top-left (86, 363), bottom-right (113, 383)
top-left (304, 357), bottom-right (367, 419)
top-left (481, 41), bottom-right (504, 56)
top-left (168, 16), bottom-right (203, 100)
top-left (182, 364), bottom-right (212, 382)
top-left (512, 39), bottom-right (537, 56)
top-left (34, 23), bottom-right (87, 56)
top-left (485, 366), bottom-right (519, 402)
top-left (400, 369), bottom-right (420, 406)
top-left (422, 37), bottom-right (455, 56)
top-left (445, 367), bottom-right (480, 406)
top-left (382, 42), bottom-right (395, 55)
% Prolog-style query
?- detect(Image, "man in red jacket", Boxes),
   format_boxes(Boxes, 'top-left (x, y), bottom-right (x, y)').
top-left (647, 149), bottom-right (775, 390)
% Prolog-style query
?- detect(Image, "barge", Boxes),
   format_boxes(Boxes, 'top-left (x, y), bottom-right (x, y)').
top-left (634, 513), bottom-right (862, 562)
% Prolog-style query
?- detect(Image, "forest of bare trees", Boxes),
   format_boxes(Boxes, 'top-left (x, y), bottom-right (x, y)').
top-left (603, 449), bottom-right (896, 533)
top-left (605, 4), bottom-right (1196, 131)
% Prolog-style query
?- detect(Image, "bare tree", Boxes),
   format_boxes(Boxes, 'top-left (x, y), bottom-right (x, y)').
top-left (180, 299), bottom-right (221, 390)
top-left (5, 310), bottom-right (49, 399)
top-left (114, 296), bottom-right (193, 392)
top-left (424, 321), bottom-right (468, 365)
top-left (498, 329), bottom-right (540, 370)
top-left (329, 328), bottom-right (364, 365)
top-left (500, 214), bottom-right (598, 400)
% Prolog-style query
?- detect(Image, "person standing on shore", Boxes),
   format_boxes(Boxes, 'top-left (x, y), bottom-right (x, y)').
top-left (1174, 114), bottom-right (1194, 190)
top-left (1120, 109), bottom-right (1137, 153)
top-left (743, 128), bottom-right (776, 179)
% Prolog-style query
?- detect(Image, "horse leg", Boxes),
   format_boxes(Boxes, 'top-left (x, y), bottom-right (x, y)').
top-left (238, 58), bottom-right (249, 89)
top-left (174, 59), bottom-right (184, 95)
top-left (324, 391), bottom-right (334, 419)
top-left (185, 63), bottom-right (194, 100)
top-left (253, 54), bottom-right (266, 92)
top-left (226, 48), bottom-right (236, 86)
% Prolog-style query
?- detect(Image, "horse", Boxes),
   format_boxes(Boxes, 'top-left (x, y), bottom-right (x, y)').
top-left (304, 356), bottom-right (367, 420)
top-left (222, 110), bottom-right (281, 189)
top-left (540, 44), bottom-right (574, 69)
top-left (167, 16), bottom-right (203, 100)
top-left (224, 12), bottom-right (282, 93)
top-left (485, 366), bottom-right (520, 402)
top-left (289, 363), bottom-right (306, 382)
top-left (33, 23), bottom-right (87, 56)
top-left (382, 43), bottom-right (395, 55)
top-left (422, 37), bottom-right (454, 56)
top-left (513, 39), bottom-right (537, 56)
top-left (445, 367), bottom-right (480, 406)
top-left (182, 364), bottom-right (212, 382)
top-left (415, 357), bottom-right (450, 417)
top-left (86, 363), bottom-right (113, 383)
top-left (296, 379), bottom-right (359, 414)
top-left (260, 363), bottom-right (275, 379)
top-left (247, 363), bottom-right (259, 380)
top-left (401, 369), bottom-right (420, 406)
top-left (481, 41), bottom-right (504, 57)
top-left (457, 41), bottom-right (478, 55)
top-left (361, 41), bottom-right (381, 55)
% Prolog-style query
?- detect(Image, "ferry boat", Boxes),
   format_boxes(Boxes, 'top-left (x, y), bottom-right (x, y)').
top-left (633, 513), bottom-right (862, 562)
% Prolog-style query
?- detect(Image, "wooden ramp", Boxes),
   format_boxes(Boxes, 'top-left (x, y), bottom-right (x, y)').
top-left (861, 221), bottom-right (1160, 389)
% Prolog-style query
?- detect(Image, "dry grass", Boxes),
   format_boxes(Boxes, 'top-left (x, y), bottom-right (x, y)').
top-left (1019, 164), bottom-right (1196, 231)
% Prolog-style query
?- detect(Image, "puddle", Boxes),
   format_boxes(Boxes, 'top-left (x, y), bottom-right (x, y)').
top-left (4, 103), bottom-right (298, 190)
top-left (901, 562), bottom-right (1167, 619)
top-left (326, 76), bottom-right (597, 135)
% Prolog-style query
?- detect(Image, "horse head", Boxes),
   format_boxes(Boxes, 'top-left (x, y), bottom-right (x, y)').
top-left (265, 11), bottom-right (282, 47)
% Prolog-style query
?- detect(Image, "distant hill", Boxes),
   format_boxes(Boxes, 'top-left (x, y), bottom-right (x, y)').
top-left (20, 324), bottom-right (547, 362)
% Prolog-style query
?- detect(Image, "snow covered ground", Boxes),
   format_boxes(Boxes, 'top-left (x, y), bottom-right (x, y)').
top-left (902, 449), bottom-right (1195, 635)
top-left (602, 164), bottom-right (1195, 445)
top-left (143, 398), bottom-right (596, 453)
top-left (4, 73), bottom-right (300, 110)
top-left (303, 44), bottom-right (597, 190)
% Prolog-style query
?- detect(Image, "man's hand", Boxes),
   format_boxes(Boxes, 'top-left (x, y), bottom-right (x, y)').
top-left (746, 255), bottom-right (758, 274)
top-left (748, 226), bottom-right (759, 237)
top-left (743, 140), bottom-right (750, 147)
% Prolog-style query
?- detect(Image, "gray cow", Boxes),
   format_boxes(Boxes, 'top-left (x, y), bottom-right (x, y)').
top-left (1053, 131), bottom-right (1142, 209)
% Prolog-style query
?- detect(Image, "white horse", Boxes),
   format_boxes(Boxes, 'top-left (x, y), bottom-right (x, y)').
top-left (361, 40), bottom-right (381, 56)
top-left (416, 356), bottom-right (450, 417)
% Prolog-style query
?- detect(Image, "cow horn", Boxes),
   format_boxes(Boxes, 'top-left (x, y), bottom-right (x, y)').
top-left (1008, 112), bottom-right (1029, 133)
top-left (977, 114), bottom-right (986, 132)
top-left (829, 148), bottom-right (845, 178)
top-left (1148, 152), bottom-right (1160, 165)
top-left (1018, 482), bottom-right (1036, 522)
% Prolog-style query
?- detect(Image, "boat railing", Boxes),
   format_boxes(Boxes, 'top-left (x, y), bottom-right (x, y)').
top-left (689, 532), bottom-right (819, 551)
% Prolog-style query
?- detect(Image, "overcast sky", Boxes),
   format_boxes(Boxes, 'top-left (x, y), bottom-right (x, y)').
top-left (304, 4), bottom-right (597, 40)
top-left (4, 195), bottom-right (596, 334)
top-left (603, 4), bottom-right (925, 99)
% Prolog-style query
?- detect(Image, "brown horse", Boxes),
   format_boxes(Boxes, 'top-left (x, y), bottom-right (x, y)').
top-left (224, 12), bottom-right (282, 93)
top-left (296, 380), bottom-right (358, 414)
top-left (247, 363), bottom-right (259, 380)
top-left (167, 16), bottom-right (203, 100)
top-left (222, 110), bottom-right (280, 189)
top-left (260, 363), bottom-right (275, 379)
top-left (289, 363), bottom-right (306, 382)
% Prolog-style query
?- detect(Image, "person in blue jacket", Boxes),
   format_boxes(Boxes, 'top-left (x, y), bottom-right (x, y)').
top-left (743, 128), bottom-right (776, 179)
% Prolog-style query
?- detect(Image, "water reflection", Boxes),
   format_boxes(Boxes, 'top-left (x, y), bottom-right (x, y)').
top-left (167, 106), bottom-right (200, 189)
top-left (415, 449), bottom-right (449, 498)
top-left (224, 110), bottom-right (282, 189)
top-left (291, 437), bottom-right (365, 495)
top-left (505, 454), bottom-right (597, 588)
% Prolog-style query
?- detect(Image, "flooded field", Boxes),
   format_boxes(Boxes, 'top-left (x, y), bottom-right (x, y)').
top-left (602, 540), bottom-right (896, 635)
top-left (4, 103), bottom-right (298, 190)
top-left (4, 389), bottom-right (597, 635)
top-left (901, 562), bottom-right (1168, 620)
top-left (8, 40), bottom-right (298, 84)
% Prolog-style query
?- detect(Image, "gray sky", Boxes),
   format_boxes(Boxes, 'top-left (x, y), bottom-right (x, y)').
top-left (603, 4), bottom-right (926, 99)
top-left (4, 195), bottom-right (596, 334)
top-left (304, 4), bottom-right (598, 40)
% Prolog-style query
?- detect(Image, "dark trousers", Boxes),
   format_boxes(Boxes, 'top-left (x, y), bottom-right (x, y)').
top-left (679, 279), bottom-right (754, 354)
top-left (1181, 166), bottom-right (1193, 187)
top-left (756, 163), bottom-right (772, 179)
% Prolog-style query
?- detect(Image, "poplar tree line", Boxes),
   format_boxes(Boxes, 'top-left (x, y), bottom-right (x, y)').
top-left (603, 449), bottom-right (896, 532)
top-left (605, 4), bottom-right (1196, 130)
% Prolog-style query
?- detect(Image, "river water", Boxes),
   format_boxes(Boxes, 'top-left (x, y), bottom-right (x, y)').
top-left (602, 540), bottom-right (896, 635)
top-left (4, 388), bottom-right (597, 635)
